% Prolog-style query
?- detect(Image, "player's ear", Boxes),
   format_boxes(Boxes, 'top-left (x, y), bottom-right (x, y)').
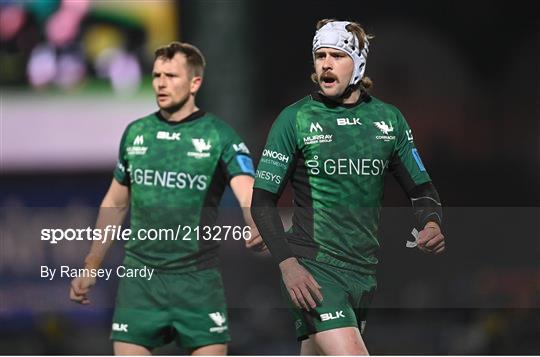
top-left (190, 76), bottom-right (202, 94)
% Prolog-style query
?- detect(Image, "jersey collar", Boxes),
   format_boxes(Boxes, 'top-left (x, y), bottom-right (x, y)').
top-left (311, 90), bottom-right (371, 109)
top-left (155, 109), bottom-right (206, 125)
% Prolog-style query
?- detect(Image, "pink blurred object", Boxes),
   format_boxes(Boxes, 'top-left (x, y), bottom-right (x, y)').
top-left (0, 5), bottom-right (27, 41)
top-left (45, 0), bottom-right (90, 47)
top-left (62, 0), bottom-right (91, 15)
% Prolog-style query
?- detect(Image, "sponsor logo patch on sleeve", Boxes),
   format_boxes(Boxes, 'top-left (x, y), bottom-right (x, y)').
top-left (236, 155), bottom-right (255, 175)
top-left (412, 148), bottom-right (426, 171)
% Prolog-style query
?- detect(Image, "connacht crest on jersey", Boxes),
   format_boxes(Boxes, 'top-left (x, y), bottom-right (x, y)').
top-left (192, 138), bottom-right (211, 152)
top-left (374, 121), bottom-right (394, 135)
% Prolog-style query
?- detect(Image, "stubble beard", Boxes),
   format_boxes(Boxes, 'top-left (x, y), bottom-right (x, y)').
top-left (157, 95), bottom-right (190, 115)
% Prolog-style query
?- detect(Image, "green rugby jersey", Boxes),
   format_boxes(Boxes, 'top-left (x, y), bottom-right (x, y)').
top-left (254, 93), bottom-right (431, 274)
top-left (113, 110), bottom-right (254, 272)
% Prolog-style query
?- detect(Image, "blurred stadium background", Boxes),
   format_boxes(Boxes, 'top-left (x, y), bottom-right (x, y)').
top-left (1, 0), bottom-right (539, 354)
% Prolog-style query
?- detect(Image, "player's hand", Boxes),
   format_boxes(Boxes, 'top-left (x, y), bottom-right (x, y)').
top-left (69, 276), bottom-right (96, 305)
top-left (279, 257), bottom-right (323, 311)
top-left (417, 222), bottom-right (445, 254)
top-left (244, 225), bottom-right (268, 252)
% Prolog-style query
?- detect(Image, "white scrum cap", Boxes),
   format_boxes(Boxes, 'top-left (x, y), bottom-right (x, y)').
top-left (312, 21), bottom-right (369, 85)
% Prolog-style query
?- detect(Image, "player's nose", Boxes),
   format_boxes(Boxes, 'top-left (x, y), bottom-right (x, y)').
top-left (156, 74), bottom-right (166, 87)
top-left (322, 56), bottom-right (333, 69)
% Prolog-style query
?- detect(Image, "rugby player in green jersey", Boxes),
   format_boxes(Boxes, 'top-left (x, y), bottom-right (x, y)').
top-left (252, 19), bottom-right (445, 355)
top-left (69, 42), bottom-right (264, 355)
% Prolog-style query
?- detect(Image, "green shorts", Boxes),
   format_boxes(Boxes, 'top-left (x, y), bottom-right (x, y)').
top-left (111, 267), bottom-right (230, 350)
top-left (283, 258), bottom-right (377, 340)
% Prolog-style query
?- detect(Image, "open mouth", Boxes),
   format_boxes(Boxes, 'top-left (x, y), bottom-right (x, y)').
top-left (321, 74), bottom-right (337, 86)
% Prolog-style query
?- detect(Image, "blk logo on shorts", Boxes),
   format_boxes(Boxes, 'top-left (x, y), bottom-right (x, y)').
top-left (320, 310), bottom-right (345, 321)
top-left (112, 323), bottom-right (128, 332)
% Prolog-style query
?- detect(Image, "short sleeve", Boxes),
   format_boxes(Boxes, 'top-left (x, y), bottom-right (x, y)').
top-left (113, 128), bottom-right (130, 186)
top-left (389, 109), bottom-right (431, 193)
top-left (219, 126), bottom-right (255, 179)
top-left (253, 108), bottom-right (298, 195)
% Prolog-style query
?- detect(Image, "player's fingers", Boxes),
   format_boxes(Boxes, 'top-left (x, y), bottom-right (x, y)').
top-left (255, 245), bottom-right (269, 254)
top-left (245, 234), bottom-right (262, 248)
top-left (418, 228), bottom-right (440, 245)
top-left (70, 280), bottom-right (80, 292)
top-left (433, 239), bottom-right (445, 249)
top-left (293, 287), bottom-right (310, 311)
top-left (73, 286), bottom-right (88, 295)
top-left (434, 241), bottom-right (446, 254)
top-left (71, 280), bottom-right (88, 295)
top-left (70, 288), bottom-right (85, 303)
top-left (306, 279), bottom-right (323, 304)
top-left (252, 237), bottom-right (265, 249)
top-left (288, 289), bottom-right (302, 310)
top-left (295, 288), bottom-right (310, 310)
top-left (422, 239), bottom-right (445, 254)
top-left (245, 237), bottom-right (254, 247)
top-left (300, 286), bottom-right (317, 310)
top-left (247, 240), bottom-right (268, 253)
top-left (417, 230), bottom-right (432, 244)
top-left (425, 234), bottom-right (444, 248)
top-left (308, 274), bottom-right (322, 290)
top-left (417, 236), bottom-right (428, 248)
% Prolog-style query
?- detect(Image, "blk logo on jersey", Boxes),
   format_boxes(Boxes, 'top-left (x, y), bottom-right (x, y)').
top-left (337, 118), bottom-right (362, 126)
top-left (156, 131), bottom-right (181, 141)
top-left (188, 138), bottom-right (212, 158)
